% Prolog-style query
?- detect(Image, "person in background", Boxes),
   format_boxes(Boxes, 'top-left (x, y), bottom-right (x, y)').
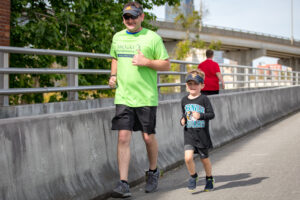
top-left (108, 1), bottom-right (170, 198)
top-left (198, 49), bottom-right (225, 95)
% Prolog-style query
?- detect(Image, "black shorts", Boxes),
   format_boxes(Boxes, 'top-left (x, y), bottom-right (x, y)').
top-left (184, 144), bottom-right (209, 159)
top-left (111, 104), bottom-right (157, 134)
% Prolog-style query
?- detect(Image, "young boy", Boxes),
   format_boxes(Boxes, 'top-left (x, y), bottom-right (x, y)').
top-left (180, 70), bottom-right (215, 192)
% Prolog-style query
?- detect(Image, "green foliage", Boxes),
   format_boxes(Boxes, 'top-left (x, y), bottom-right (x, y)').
top-left (172, 4), bottom-right (222, 60)
top-left (10, 0), bottom-right (180, 105)
top-left (159, 3), bottom-right (222, 94)
top-left (175, 40), bottom-right (191, 60)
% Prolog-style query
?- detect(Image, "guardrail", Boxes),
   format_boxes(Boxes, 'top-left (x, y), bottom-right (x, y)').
top-left (1, 46), bottom-right (299, 106)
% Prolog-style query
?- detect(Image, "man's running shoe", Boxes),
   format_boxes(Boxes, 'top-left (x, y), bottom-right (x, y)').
top-left (145, 169), bottom-right (160, 193)
top-left (111, 180), bottom-right (131, 198)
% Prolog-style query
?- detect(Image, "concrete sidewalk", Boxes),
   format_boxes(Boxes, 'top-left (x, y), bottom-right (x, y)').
top-left (108, 111), bottom-right (300, 200)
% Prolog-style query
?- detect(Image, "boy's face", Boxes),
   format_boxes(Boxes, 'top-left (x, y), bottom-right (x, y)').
top-left (186, 81), bottom-right (204, 96)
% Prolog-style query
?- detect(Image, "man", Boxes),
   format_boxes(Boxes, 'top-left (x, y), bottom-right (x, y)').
top-left (198, 50), bottom-right (225, 95)
top-left (108, 1), bottom-right (170, 198)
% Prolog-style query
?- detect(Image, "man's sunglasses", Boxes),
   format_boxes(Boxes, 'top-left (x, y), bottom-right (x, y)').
top-left (123, 15), bottom-right (139, 20)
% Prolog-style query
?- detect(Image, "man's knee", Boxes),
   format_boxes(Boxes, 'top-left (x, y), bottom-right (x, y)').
top-left (118, 130), bottom-right (131, 145)
top-left (143, 133), bottom-right (156, 145)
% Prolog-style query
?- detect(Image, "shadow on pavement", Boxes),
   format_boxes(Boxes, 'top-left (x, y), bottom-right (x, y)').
top-left (192, 173), bottom-right (269, 195)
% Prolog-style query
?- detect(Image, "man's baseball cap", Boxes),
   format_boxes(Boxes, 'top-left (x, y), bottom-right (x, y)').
top-left (186, 73), bottom-right (204, 84)
top-left (123, 5), bottom-right (143, 17)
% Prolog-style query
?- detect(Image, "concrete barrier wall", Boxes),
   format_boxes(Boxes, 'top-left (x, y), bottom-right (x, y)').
top-left (0, 86), bottom-right (299, 200)
top-left (0, 88), bottom-right (267, 119)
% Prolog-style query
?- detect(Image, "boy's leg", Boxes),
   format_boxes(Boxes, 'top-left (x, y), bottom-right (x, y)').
top-left (201, 157), bottom-right (214, 191)
top-left (200, 158), bottom-right (212, 177)
top-left (185, 149), bottom-right (198, 191)
top-left (185, 150), bottom-right (196, 175)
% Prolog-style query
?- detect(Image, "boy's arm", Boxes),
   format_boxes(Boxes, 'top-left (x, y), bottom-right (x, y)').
top-left (199, 97), bottom-right (215, 120)
top-left (180, 99), bottom-right (186, 126)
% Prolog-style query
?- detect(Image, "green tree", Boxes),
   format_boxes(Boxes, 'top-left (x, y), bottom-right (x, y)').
top-left (173, 4), bottom-right (221, 60)
top-left (10, 0), bottom-right (180, 104)
top-left (159, 3), bottom-right (221, 94)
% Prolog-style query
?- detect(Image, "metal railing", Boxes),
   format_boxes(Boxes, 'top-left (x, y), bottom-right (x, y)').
top-left (1, 46), bottom-right (299, 106)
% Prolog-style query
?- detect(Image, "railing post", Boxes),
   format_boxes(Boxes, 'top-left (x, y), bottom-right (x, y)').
top-left (255, 67), bottom-right (258, 87)
top-left (264, 69), bottom-right (267, 87)
top-left (270, 70), bottom-right (274, 87)
top-left (67, 56), bottom-right (78, 101)
top-left (244, 67), bottom-right (249, 88)
top-left (233, 67), bottom-right (237, 89)
top-left (278, 69), bottom-right (281, 86)
top-left (180, 64), bottom-right (186, 93)
top-left (0, 52), bottom-right (9, 106)
top-left (297, 72), bottom-right (299, 85)
top-left (285, 70), bottom-right (288, 86)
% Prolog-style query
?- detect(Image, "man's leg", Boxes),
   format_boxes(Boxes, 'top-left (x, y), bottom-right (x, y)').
top-left (118, 130), bottom-right (132, 181)
top-left (142, 133), bottom-right (158, 170)
top-left (143, 133), bottom-right (159, 193)
top-left (111, 130), bottom-right (132, 198)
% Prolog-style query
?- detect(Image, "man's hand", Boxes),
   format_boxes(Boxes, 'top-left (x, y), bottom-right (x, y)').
top-left (132, 50), bottom-right (149, 66)
top-left (109, 76), bottom-right (117, 88)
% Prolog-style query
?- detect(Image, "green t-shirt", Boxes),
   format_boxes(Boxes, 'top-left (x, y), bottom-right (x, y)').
top-left (110, 28), bottom-right (169, 107)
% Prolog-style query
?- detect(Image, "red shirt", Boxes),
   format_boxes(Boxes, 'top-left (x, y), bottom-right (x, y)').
top-left (198, 59), bottom-right (220, 91)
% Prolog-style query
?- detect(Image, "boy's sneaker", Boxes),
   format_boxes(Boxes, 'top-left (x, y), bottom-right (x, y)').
top-left (145, 169), bottom-right (160, 193)
top-left (204, 178), bottom-right (214, 192)
top-left (187, 176), bottom-right (198, 191)
top-left (111, 180), bottom-right (131, 198)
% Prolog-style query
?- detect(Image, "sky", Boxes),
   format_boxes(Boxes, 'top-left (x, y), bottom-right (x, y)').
top-left (150, 0), bottom-right (300, 66)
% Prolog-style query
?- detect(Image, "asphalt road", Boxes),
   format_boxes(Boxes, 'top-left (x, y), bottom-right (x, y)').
top-left (108, 111), bottom-right (300, 200)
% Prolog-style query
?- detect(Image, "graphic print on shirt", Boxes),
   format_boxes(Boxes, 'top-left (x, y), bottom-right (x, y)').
top-left (116, 43), bottom-right (141, 58)
top-left (185, 104), bottom-right (205, 128)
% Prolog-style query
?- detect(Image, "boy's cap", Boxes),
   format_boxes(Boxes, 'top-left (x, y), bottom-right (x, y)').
top-left (123, 5), bottom-right (143, 17)
top-left (186, 73), bottom-right (204, 84)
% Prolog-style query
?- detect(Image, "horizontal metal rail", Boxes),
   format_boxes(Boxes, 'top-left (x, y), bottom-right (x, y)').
top-left (0, 68), bottom-right (186, 75)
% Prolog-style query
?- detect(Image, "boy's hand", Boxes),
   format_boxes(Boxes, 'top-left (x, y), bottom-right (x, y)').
top-left (192, 111), bottom-right (200, 120)
top-left (180, 117), bottom-right (186, 126)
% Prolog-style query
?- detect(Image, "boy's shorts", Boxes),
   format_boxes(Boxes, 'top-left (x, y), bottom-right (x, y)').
top-left (184, 144), bottom-right (209, 159)
top-left (111, 104), bottom-right (157, 134)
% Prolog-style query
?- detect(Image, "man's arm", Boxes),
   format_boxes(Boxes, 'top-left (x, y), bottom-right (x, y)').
top-left (216, 72), bottom-right (225, 89)
top-left (132, 50), bottom-right (170, 71)
top-left (109, 58), bottom-right (117, 88)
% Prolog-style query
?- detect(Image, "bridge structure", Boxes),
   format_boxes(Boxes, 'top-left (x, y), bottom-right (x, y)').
top-left (153, 20), bottom-right (300, 71)
top-left (0, 46), bottom-right (300, 200)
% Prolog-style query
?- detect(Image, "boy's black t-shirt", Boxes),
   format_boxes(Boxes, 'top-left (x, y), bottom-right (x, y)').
top-left (181, 94), bottom-right (215, 149)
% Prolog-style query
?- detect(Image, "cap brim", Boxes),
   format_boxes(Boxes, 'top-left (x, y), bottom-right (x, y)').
top-left (123, 8), bottom-right (141, 17)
